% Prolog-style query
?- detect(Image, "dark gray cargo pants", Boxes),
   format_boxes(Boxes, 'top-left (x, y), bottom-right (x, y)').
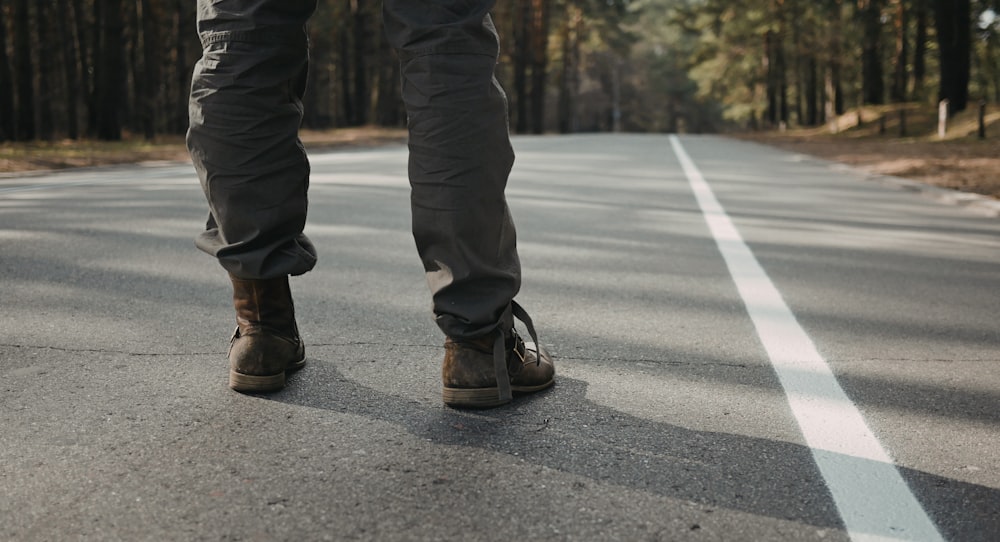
top-left (187, 0), bottom-right (520, 340)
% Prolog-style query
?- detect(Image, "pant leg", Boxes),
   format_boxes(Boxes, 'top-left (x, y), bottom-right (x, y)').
top-left (383, 0), bottom-right (521, 341)
top-left (187, 0), bottom-right (318, 280)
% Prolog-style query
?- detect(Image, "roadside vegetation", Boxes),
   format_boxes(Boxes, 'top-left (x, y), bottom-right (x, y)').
top-left (744, 103), bottom-right (1000, 199)
top-left (0, 127), bottom-right (406, 173)
top-left (1, 1), bottom-right (997, 198)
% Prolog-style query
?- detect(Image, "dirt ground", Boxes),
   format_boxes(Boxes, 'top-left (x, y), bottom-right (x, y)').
top-left (744, 133), bottom-right (1000, 200)
top-left (0, 126), bottom-right (408, 173)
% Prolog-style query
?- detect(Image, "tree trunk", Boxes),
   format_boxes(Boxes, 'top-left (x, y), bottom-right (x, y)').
top-left (770, 0), bottom-right (789, 126)
top-left (513, 0), bottom-right (531, 133)
top-left (72, 0), bottom-right (93, 136)
top-left (890, 0), bottom-right (908, 102)
top-left (935, 0), bottom-right (971, 114)
top-left (173, 0), bottom-right (192, 134)
top-left (37, 0), bottom-right (55, 140)
top-left (127, 0), bottom-right (141, 134)
top-left (96, 0), bottom-right (125, 140)
top-left (776, 30), bottom-right (788, 125)
top-left (13, 0), bottom-right (34, 140)
top-left (913, 0), bottom-right (928, 95)
top-left (141, 0), bottom-right (162, 139)
top-left (666, 99), bottom-right (678, 133)
top-left (57, 0), bottom-right (81, 139)
top-left (827, 0), bottom-right (845, 115)
top-left (989, 32), bottom-right (1000, 103)
top-left (861, 0), bottom-right (884, 105)
top-left (610, 56), bottom-right (622, 132)
top-left (791, 4), bottom-right (803, 125)
top-left (528, 0), bottom-right (550, 134)
top-left (304, 12), bottom-right (335, 129)
top-left (339, 22), bottom-right (354, 125)
top-left (765, 30), bottom-right (778, 126)
top-left (557, 8), bottom-right (581, 134)
top-left (0, 0), bottom-right (16, 141)
top-left (806, 55), bottom-right (818, 126)
top-left (89, 0), bottom-right (103, 136)
top-left (351, 0), bottom-right (369, 126)
top-left (374, 19), bottom-right (402, 127)
top-left (824, 67), bottom-right (835, 126)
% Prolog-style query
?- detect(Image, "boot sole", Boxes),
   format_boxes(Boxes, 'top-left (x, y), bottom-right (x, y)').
top-left (443, 378), bottom-right (554, 409)
top-left (229, 358), bottom-right (306, 393)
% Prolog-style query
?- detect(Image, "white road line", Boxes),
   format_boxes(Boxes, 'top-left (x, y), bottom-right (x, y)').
top-left (669, 135), bottom-right (944, 542)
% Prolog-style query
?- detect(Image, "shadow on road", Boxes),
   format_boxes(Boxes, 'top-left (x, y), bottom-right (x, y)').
top-left (265, 361), bottom-right (1000, 541)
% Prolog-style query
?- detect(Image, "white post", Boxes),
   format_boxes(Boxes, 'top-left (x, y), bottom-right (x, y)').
top-left (938, 99), bottom-right (949, 139)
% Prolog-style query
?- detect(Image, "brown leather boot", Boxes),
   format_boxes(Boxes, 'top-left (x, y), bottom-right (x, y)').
top-left (442, 326), bottom-right (555, 409)
top-left (228, 274), bottom-right (305, 392)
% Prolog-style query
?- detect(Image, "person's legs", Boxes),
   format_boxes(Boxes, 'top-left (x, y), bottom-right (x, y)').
top-left (384, 1), bottom-right (518, 341)
top-left (188, 0), bottom-right (318, 279)
top-left (383, 1), bottom-right (554, 407)
top-left (188, 0), bottom-right (318, 392)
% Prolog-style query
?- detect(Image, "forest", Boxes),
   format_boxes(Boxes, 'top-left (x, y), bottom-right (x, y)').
top-left (0, 0), bottom-right (995, 142)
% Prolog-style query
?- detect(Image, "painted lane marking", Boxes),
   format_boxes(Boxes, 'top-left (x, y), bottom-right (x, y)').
top-left (669, 135), bottom-right (943, 542)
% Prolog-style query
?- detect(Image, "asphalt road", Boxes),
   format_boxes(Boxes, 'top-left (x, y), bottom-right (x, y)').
top-left (1, 135), bottom-right (997, 541)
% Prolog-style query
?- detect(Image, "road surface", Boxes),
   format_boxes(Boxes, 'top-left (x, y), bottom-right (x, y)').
top-left (1, 135), bottom-right (998, 541)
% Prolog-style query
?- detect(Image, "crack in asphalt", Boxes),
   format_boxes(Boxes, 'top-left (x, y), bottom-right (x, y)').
top-left (0, 343), bottom-right (222, 356)
top-left (4, 342), bottom-right (994, 365)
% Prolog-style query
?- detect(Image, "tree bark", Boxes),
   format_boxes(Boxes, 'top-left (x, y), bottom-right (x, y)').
top-left (513, 0), bottom-right (531, 133)
top-left (891, 0), bottom-right (908, 102)
top-left (935, 0), bottom-right (971, 113)
top-left (57, 0), bottom-right (81, 139)
top-left (142, 0), bottom-right (163, 140)
top-left (829, 0), bottom-right (845, 115)
top-left (791, 3), bottom-right (803, 125)
top-left (776, 30), bottom-right (788, 124)
top-left (0, 0), bottom-right (16, 141)
top-left (304, 10), bottom-right (335, 129)
top-left (374, 15), bottom-right (401, 127)
top-left (765, 30), bottom-right (778, 126)
top-left (96, 0), bottom-right (125, 140)
top-left (141, 0), bottom-right (162, 140)
top-left (806, 55), bottom-right (819, 125)
top-left (351, 0), bottom-right (369, 126)
top-left (771, 0), bottom-right (789, 126)
top-left (13, 0), bottom-right (34, 140)
top-left (127, 0), bottom-right (141, 134)
top-left (832, 61), bottom-right (844, 115)
top-left (861, 0), bottom-right (884, 105)
top-left (173, 0), bottom-right (193, 134)
top-left (913, 0), bottom-right (928, 94)
top-left (339, 21), bottom-right (354, 126)
top-left (37, 0), bottom-right (55, 140)
top-left (557, 7), bottom-right (581, 134)
top-left (72, 0), bottom-right (93, 136)
top-left (529, 0), bottom-right (550, 134)
top-left (988, 30), bottom-right (1000, 102)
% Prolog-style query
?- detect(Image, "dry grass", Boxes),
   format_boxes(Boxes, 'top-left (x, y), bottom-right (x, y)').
top-left (0, 126), bottom-right (407, 174)
top-left (0, 137), bottom-right (189, 172)
top-left (739, 104), bottom-right (1000, 200)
